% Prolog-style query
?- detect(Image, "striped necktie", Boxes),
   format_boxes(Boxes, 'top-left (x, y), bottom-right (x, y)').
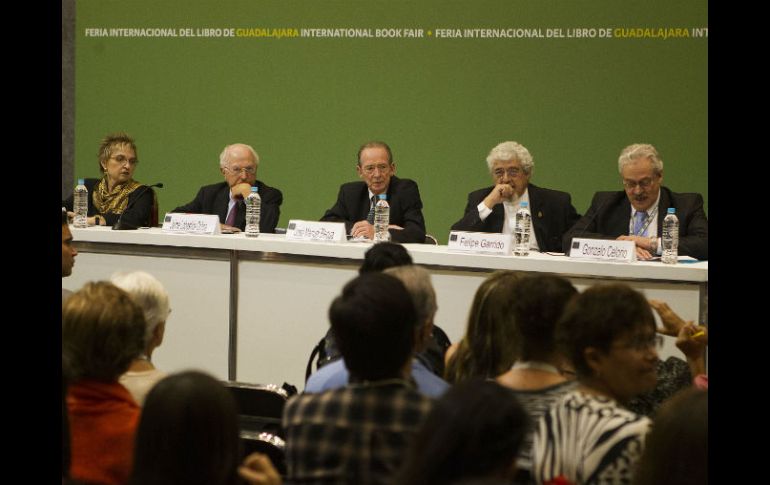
top-left (633, 211), bottom-right (647, 236)
top-left (366, 195), bottom-right (376, 224)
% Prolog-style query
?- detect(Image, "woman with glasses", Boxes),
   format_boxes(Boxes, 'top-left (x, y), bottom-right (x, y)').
top-left (532, 283), bottom-right (659, 485)
top-left (64, 132), bottom-right (154, 228)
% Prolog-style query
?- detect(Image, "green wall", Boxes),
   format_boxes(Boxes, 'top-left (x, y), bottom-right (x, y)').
top-left (75, 1), bottom-right (707, 243)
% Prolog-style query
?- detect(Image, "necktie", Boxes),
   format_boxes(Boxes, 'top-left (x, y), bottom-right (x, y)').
top-left (225, 202), bottom-right (238, 226)
top-left (633, 211), bottom-right (647, 236)
top-left (366, 195), bottom-right (376, 224)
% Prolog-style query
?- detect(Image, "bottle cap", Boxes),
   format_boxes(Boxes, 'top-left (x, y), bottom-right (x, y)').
top-left (520, 201), bottom-right (528, 208)
top-left (667, 207), bottom-right (675, 214)
top-left (378, 194), bottom-right (387, 200)
top-left (251, 186), bottom-right (258, 193)
top-left (78, 178), bottom-right (84, 185)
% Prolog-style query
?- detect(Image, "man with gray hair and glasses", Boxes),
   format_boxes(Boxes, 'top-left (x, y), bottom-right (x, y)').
top-left (172, 143), bottom-right (283, 233)
top-left (563, 143), bottom-right (708, 260)
top-left (451, 140), bottom-right (581, 252)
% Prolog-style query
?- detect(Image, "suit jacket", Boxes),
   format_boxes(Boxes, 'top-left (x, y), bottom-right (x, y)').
top-left (320, 176), bottom-right (427, 243)
top-left (450, 183), bottom-right (581, 253)
top-left (562, 186), bottom-right (708, 260)
top-left (172, 180), bottom-right (283, 233)
top-left (63, 177), bottom-right (154, 228)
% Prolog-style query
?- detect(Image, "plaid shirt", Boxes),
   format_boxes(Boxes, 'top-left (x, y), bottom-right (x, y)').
top-left (283, 379), bottom-right (433, 485)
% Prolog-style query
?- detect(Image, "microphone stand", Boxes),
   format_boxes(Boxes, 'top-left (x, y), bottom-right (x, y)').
top-left (112, 183), bottom-right (164, 230)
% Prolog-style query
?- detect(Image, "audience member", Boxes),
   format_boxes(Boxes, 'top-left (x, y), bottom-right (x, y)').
top-left (129, 370), bottom-right (282, 485)
top-left (284, 272), bottom-right (433, 485)
top-left (321, 141), bottom-right (427, 243)
top-left (358, 241), bottom-right (413, 274)
top-left (172, 143), bottom-right (283, 233)
top-left (633, 388), bottom-right (708, 485)
top-left (396, 379), bottom-right (529, 485)
top-left (451, 141), bottom-right (580, 252)
top-left (562, 143), bottom-right (708, 260)
top-left (532, 283), bottom-right (657, 484)
top-left (627, 299), bottom-right (708, 415)
top-left (63, 281), bottom-right (146, 485)
top-left (495, 274), bottom-right (579, 484)
top-left (111, 270), bottom-right (171, 405)
top-left (444, 271), bottom-right (524, 383)
top-left (64, 132), bottom-right (155, 228)
top-left (311, 241), bottom-right (450, 378)
top-left (305, 265), bottom-right (449, 397)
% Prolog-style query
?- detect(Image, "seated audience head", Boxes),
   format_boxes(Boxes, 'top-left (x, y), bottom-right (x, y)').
top-left (129, 370), bottom-right (242, 485)
top-left (445, 270), bottom-right (524, 383)
top-left (62, 208), bottom-right (77, 277)
top-left (557, 283), bottom-right (659, 403)
top-left (384, 265), bottom-right (437, 352)
top-left (62, 281), bottom-right (146, 381)
top-left (329, 272), bottom-right (416, 381)
top-left (98, 132), bottom-right (140, 189)
top-left (356, 140), bottom-right (395, 195)
top-left (219, 143), bottom-right (259, 190)
top-left (617, 143), bottom-right (664, 212)
top-left (511, 274), bottom-right (577, 362)
top-left (110, 270), bottom-right (171, 353)
top-left (486, 141), bottom-right (534, 198)
top-left (633, 387), bottom-right (708, 485)
top-left (397, 379), bottom-right (529, 485)
top-left (359, 241), bottom-right (413, 273)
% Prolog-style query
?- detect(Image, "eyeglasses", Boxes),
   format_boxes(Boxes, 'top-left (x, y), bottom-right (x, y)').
top-left (493, 167), bottom-right (522, 179)
top-left (622, 177), bottom-right (656, 190)
top-left (225, 166), bottom-right (256, 176)
top-left (614, 334), bottom-right (664, 351)
top-left (361, 163), bottom-right (391, 175)
top-left (110, 155), bottom-right (138, 166)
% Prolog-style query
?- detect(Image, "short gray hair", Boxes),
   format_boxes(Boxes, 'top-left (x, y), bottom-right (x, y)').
top-left (219, 143), bottom-right (260, 169)
top-left (485, 141), bottom-right (534, 174)
top-left (110, 271), bottom-right (170, 346)
top-left (383, 265), bottom-right (437, 329)
top-left (618, 143), bottom-right (663, 175)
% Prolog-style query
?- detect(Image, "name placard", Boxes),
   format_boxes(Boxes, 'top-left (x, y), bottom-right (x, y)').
top-left (568, 238), bottom-right (636, 263)
top-left (286, 220), bottom-right (346, 243)
top-left (162, 213), bottom-right (222, 235)
top-left (447, 231), bottom-right (512, 255)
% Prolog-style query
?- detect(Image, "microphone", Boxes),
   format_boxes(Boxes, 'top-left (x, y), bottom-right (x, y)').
top-left (112, 183), bottom-right (164, 230)
top-left (564, 193), bottom-right (611, 253)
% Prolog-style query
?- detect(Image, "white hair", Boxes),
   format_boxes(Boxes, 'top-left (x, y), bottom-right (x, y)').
top-left (110, 271), bottom-right (170, 346)
top-left (485, 141), bottom-right (534, 174)
top-left (617, 143), bottom-right (663, 174)
top-left (383, 265), bottom-right (437, 328)
top-left (219, 143), bottom-right (260, 169)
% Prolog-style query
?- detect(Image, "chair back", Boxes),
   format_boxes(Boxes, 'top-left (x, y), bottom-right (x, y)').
top-left (425, 234), bottom-right (439, 245)
top-left (240, 431), bottom-right (287, 475)
top-left (223, 381), bottom-right (291, 437)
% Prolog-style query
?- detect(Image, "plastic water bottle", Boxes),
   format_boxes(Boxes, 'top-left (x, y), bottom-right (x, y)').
top-left (514, 201), bottom-right (532, 256)
top-left (373, 194), bottom-right (390, 242)
top-left (73, 178), bottom-right (88, 228)
top-left (245, 186), bottom-right (261, 237)
top-left (662, 207), bottom-right (679, 264)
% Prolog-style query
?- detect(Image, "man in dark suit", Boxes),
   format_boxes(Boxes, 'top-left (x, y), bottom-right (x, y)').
top-left (321, 141), bottom-right (426, 243)
top-left (451, 141), bottom-right (581, 252)
top-left (172, 143), bottom-right (282, 233)
top-left (562, 143), bottom-right (708, 260)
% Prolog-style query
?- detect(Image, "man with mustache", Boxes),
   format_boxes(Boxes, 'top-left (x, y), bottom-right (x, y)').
top-left (563, 143), bottom-right (708, 260)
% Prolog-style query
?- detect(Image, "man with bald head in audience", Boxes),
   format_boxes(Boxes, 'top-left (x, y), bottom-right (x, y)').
top-left (172, 143), bottom-right (283, 233)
